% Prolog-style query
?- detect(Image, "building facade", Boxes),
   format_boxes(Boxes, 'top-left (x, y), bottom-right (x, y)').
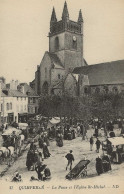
top-left (17, 83), bottom-right (39, 117)
top-left (1, 89), bottom-right (28, 123)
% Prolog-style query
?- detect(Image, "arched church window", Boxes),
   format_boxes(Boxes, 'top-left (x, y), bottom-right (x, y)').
top-left (84, 87), bottom-right (88, 94)
top-left (51, 89), bottom-right (54, 95)
top-left (55, 36), bottom-right (59, 50)
top-left (58, 74), bottom-right (60, 79)
top-left (112, 87), bottom-right (118, 94)
top-left (103, 85), bottom-right (109, 94)
top-left (45, 67), bottom-right (47, 78)
top-left (42, 81), bottom-right (49, 95)
top-left (84, 86), bottom-right (91, 94)
top-left (95, 87), bottom-right (100, 94)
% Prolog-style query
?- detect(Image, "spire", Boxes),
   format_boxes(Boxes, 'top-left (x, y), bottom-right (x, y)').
top-left (50, 7), bottom-right (57, 23)
top-left (62, 1), bottom-right (69, 21)
top-left (78, 9), bottom-right (83, 23)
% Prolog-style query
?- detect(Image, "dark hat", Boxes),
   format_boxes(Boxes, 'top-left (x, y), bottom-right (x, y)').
top-left (70, 150), bottom-right (73, 153)
top-left (30, 176), bottom-right (35, 180)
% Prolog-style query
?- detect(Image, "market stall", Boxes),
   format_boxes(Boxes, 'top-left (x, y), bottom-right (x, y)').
top-left (18, 123), bottom-right (29, 139)
top-left (2, 127), bottom-right (22, 148)
top-left (47, 117), bottom-right (61, 138)
top-left (102, 137), bottom-right (124, 164)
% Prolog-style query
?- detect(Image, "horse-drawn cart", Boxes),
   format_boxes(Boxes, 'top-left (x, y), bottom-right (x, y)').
top-left (2, 127), bottom-right (22, 156)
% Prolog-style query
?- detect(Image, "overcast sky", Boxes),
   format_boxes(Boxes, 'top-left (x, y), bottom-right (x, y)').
top-left (0, 0), bottom-right (124, 83)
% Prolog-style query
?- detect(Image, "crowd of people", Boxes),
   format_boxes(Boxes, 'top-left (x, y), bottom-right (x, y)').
top-left (1, 116), bottom-right (124, 181)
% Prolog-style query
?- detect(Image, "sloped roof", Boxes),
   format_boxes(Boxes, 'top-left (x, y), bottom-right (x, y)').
top-left (83, 58), bottom-right (88, 66)
top-left (19, 83), bottom-right (26, 86)
top-left (1, 92), bottom-right (7, 97)
top-left (47, 52), bottom-right (64, 69)
top-left (26, 89), bottom-right (39, 97)
top-left (2, 89), bottom-right (27, 97)
top-left (53, 81), bottom-right (63, 89)
top-left (73, 60), bottom-right (124, 85)
top-left (18, 83), bottom-right (39, 97)
top-left (53, 73), bottom-right (78, 90)
top-left (72, 74), bottom-right (79, 82)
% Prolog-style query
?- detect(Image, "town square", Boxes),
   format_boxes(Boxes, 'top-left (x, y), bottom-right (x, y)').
top-left (0, 0), bottom-right (124, 184)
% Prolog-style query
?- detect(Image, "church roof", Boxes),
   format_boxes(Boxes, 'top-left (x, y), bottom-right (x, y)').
top-left (47, 52), bottom-right (64, 69)
top-left (83, 58), bottom-right (88, 66)
top-left (53, 81), bottom-right (63, 89)
top-left (73, 60), bottom-right (124, 85)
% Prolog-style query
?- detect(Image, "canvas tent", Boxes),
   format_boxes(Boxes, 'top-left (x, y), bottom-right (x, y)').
top-left (47, 117), bottom-right (61, 128)
top-left (108, 137), bottom-right (124, 146)
top-left (2, 127), bottom-right (21, 136)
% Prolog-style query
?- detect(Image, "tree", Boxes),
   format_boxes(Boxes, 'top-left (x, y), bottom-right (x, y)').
top-left (38, 92), bottom-right (124, 122)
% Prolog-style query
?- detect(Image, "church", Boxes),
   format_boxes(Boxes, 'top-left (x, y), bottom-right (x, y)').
top-left (31, 1), bottom-right (124, 96)
top-left (31, 1), bottom-right (87, 96)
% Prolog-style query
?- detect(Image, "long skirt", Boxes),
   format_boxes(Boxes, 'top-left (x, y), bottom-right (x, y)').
top-left (57, 139), bottom-right (63, 147)
top-left (43, 147), bottom-right (50, 158)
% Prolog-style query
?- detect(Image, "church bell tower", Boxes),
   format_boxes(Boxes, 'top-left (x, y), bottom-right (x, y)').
top-left (49, 1), bottom-right (84, 71)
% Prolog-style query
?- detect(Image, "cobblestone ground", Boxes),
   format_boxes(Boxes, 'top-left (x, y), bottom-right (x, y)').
top-left (0, 135), bottom-right (124, 182)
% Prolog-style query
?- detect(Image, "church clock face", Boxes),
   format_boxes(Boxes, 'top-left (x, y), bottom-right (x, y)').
top-left (73, 36), bottom-right (77, 41)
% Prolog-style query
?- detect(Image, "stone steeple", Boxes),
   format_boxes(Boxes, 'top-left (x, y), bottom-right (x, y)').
top-left (50, 7), bottom-right (57, 27)
top-left (78, 9), bottom-right (83, 23)
top-left (62, 1), bottom-right (69, 22)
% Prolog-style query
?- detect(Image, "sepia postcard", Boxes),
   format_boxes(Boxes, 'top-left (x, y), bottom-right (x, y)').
top-left (0, 0), bottom-right (124, 194)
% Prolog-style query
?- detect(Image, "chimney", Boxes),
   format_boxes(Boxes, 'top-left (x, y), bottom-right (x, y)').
top-left (21, 85), bottom-right (25, 94)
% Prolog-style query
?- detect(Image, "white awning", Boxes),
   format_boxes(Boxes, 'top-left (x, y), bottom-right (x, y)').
top-left (18, 123), bottom-right (28, 127)
top-left (49, 117), bottom-right (60, 124)
top-left (47, 117), bottom-right (61, 128)
top-left (2, 128), bottom-right (22, 136)
top-left (108, 137), bottom-right (124, 146)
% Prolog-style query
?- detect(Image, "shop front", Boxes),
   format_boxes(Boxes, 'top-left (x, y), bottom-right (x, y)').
top-left (8, 112), bottom-right (14, 124)
top-left (18, 113), bottom-right (28, 123)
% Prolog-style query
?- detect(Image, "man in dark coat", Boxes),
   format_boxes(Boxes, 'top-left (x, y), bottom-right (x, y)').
top-left (95, 126), bottom-right (99, 138)
top-left (65, 150), bottom-right (74, 171)
top-left (90, 136), bottom-right (94, 151)
top-left (38, 136), bottom-right (44, 149)
top-left (96, 156), bottom-right (103, 175)
top-left (30, 142), bottom-right (36, 151)
top-left (95, 138), bottom-right (101, 153)
top-left (43, 143), bottom-right (50, 159)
